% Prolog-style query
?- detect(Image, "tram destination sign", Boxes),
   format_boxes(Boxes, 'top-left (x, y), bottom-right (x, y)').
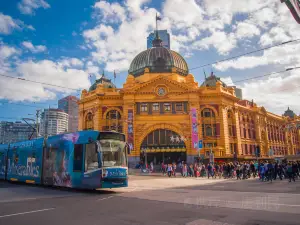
top-left (99, 132), bottom-right (125, 141)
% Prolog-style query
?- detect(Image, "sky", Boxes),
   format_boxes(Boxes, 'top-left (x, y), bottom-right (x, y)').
top-left (0, 0), bottom-right (300, 122)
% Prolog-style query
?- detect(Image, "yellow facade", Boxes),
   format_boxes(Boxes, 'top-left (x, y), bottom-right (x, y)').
top-left (78, 33), bottom-right (300, 165)
top-left (78, 69), bottom-right (300, 165)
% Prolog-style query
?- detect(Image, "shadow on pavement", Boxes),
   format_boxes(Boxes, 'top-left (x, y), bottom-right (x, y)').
top-left (0, 180), bottom-right (116, 195)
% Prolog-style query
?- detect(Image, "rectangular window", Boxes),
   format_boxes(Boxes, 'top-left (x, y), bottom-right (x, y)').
top-left (85, 143), bottom-right (98, 172)
top-left (244, 128), bottom-right (247, 138)
top-left (152, 103), bottom-right (159, 112)
top-left (160, 129), bottom-right (166, 145)
top-left (147, 132), bottom-right (153, 145)
top-left (228, 125), bottom-right (233, 136)
top-left (73, 144), bottom-right (83, 172)
top-left (230, 143), bottom-right (234, 154)
top-left (213, 124), bottom-right (216, 136)
top-left (141, 103), bottom-right (148, 112)
top-left (164, 103), bottom-right (171, 112)
top-left (175, 103), bottom-right (183, 111)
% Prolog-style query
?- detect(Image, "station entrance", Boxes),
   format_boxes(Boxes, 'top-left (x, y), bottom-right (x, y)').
top-left (140, 129), bottom-right (187, 165)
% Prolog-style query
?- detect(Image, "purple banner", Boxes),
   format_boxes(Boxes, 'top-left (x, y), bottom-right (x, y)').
top-left (127, 109), bottom-right (134, 151)
top-left (191, 108), bottom-right (199, 151)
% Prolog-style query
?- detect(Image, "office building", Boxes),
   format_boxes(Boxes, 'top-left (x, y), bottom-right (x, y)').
top-left (40, 108), bottom-right (68, 137)
top-left (58, 95), bottom-right (79, 133)
top-left (0, 121), bottom-right (36, 144)
top-left (147, 30), bottom-right (170, 49)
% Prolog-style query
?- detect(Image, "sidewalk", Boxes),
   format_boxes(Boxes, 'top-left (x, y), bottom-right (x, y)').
top-left (128, 168), bottom-right (163, 176)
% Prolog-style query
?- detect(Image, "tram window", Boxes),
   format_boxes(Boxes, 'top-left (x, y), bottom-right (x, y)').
top-left (73, 144), bottom-right (83, 171)
top-left (85, 143), bottom-right (99, 172)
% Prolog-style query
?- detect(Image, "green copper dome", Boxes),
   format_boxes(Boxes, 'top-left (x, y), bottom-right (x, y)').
top-left (89, 76), bottom-right (116, 91)
top-left (128, 38), bottom-right (189, 77)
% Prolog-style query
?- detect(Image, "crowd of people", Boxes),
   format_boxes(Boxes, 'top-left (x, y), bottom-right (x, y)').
top-left (156, 161), bottom-right (300, 182)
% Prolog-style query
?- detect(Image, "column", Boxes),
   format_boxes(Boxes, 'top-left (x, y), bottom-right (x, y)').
top-left (234, 109), bottom-right (242, 155)
top-left (219, 105), bottom-right (230, 155)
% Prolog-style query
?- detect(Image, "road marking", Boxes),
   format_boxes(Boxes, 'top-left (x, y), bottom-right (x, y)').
top-left (0, 198), bottom-right (38, 203)
top-left (97, 196), bottom-right (114, 201)
top-left (0, 208), bottom-right (55, 218)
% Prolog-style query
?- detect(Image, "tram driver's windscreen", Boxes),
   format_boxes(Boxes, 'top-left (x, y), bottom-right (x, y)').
top-left (99, 140), bottom-right (127, 167)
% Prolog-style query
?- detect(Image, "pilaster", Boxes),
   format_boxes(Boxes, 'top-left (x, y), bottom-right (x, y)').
top-left (234, 109), bottom-right (242, 155)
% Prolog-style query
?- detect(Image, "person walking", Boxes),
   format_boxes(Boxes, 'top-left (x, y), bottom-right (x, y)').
top-left (207, 163), bottom-right (213, 179)
top-left (287, 162), bottom-right (295, 182)
top-left (167, 164), bottom-right (173, 177)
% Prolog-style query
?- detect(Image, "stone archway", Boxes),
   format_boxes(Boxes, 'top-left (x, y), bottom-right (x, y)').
top-left (137, 123), bottom-right (189, 153)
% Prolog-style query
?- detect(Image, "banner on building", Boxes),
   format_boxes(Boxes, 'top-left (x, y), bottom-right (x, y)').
top-left (191, 108), bottom-right (199, 151)
top-left (127, 109), bottom-right (134, 151)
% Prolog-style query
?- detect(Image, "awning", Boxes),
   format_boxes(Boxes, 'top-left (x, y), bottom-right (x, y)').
top-left (144, 148), bottom-right (186, 153)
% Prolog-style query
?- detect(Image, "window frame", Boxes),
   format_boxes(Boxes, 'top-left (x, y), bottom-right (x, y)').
top-left (152, 103), bottom-right (159, 112)
top-left (73, 144), bottom-right (84, 172)
top-left (163, 103), bottom-right (171, 112)
top-left (175, 103), bottom-right (183, 112)
top-left (140, 103), bottom-right (148, 112)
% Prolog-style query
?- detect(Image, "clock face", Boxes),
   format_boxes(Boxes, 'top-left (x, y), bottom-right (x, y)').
top-left (157, 87), bottom-right (166, 96)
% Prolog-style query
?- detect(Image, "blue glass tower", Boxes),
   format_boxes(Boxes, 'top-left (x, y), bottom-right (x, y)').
top-left (147, 30), bottom-right (170, 49)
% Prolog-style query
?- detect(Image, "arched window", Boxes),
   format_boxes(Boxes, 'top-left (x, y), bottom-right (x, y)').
top-left (85, 113), bottom-right (94, 130)
top-left (201, 108), bottom-right (215, 118)
top-left (105, 110), bottom-right (122, 132)
top-left (201, 108), bottom-right (216, 137)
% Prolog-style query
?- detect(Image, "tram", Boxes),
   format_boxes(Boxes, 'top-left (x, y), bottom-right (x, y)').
top-left (0, 130), bottom-right (129, 189)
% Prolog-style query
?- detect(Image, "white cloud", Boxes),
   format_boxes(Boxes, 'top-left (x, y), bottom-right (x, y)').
top-left (214, 41), bottom-right (300, 71)
top-left (0, 59), bottom-right (90, 102)
top-left (59, 58), bottom-right (84, 68)
top-left (193, 31), bottom-right (237, 55)
top-left (0, 45), bottom-right (20, 59)
top-left (94, 1), bottom-right (126, 23)
top-left (241, 70), bottom-right (300, 114)
top-left (0, 43), bottom-right (21, 75)
top-left (18, 0), bottom-right (50, 15)
top-left (0, 13), bottom-right (35, 35)
top-left (0, 13), bottom-right (21, 35)
top-left (22, 41), bottom-right (47, 53)
top-left (83, 0), bottom-right (157, 72)
top-left (235, 21), bottom-right (260, 39)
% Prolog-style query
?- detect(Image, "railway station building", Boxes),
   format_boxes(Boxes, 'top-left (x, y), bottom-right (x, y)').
top-left (78, 34), bottom-right (300, 166)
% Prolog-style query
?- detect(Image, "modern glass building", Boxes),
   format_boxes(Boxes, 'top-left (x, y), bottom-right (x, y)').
top-left (147, 30), bottom-right (170, 49)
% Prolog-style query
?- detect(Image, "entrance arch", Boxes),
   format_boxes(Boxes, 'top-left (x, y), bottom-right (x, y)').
top-left (137, 124), bottom-right (189, 164)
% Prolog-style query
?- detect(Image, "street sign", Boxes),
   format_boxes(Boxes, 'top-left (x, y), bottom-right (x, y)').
top-left (198, 140), bottom-right (203, 149)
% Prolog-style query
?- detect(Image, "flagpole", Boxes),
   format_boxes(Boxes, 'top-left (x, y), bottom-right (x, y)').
top-left (155, 13), bottom-right (158, 38)
top-left (114, 70), bottom-right (116, 86)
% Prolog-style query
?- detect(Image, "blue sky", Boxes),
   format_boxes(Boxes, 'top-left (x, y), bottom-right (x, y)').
top-left (0, 0), bottom-right (300, 122)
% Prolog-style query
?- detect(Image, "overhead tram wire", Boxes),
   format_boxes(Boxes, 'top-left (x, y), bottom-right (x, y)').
top-left (230, 66), bottom-right (300, 84)
top-left (0, 74), bottom-right (80, 91)
top-left (189, 38), bottom-right (300, 71)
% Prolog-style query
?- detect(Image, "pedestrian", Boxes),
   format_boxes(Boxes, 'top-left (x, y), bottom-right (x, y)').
top-left (207, 163), bottom-right (213, 179)
top-left (182, 164), bottom-right (187, 177)
top-left (287, 162), bottom-right (295, 182)
top-left (167, 164), bottom-right (173, 177)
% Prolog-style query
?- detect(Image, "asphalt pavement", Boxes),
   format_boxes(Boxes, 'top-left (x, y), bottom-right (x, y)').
top-left (1, 176), bottom-right (300, 225)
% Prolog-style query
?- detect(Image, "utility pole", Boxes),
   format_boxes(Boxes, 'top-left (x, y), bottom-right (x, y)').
top-left (36, 109), bottom-right (41, 138)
